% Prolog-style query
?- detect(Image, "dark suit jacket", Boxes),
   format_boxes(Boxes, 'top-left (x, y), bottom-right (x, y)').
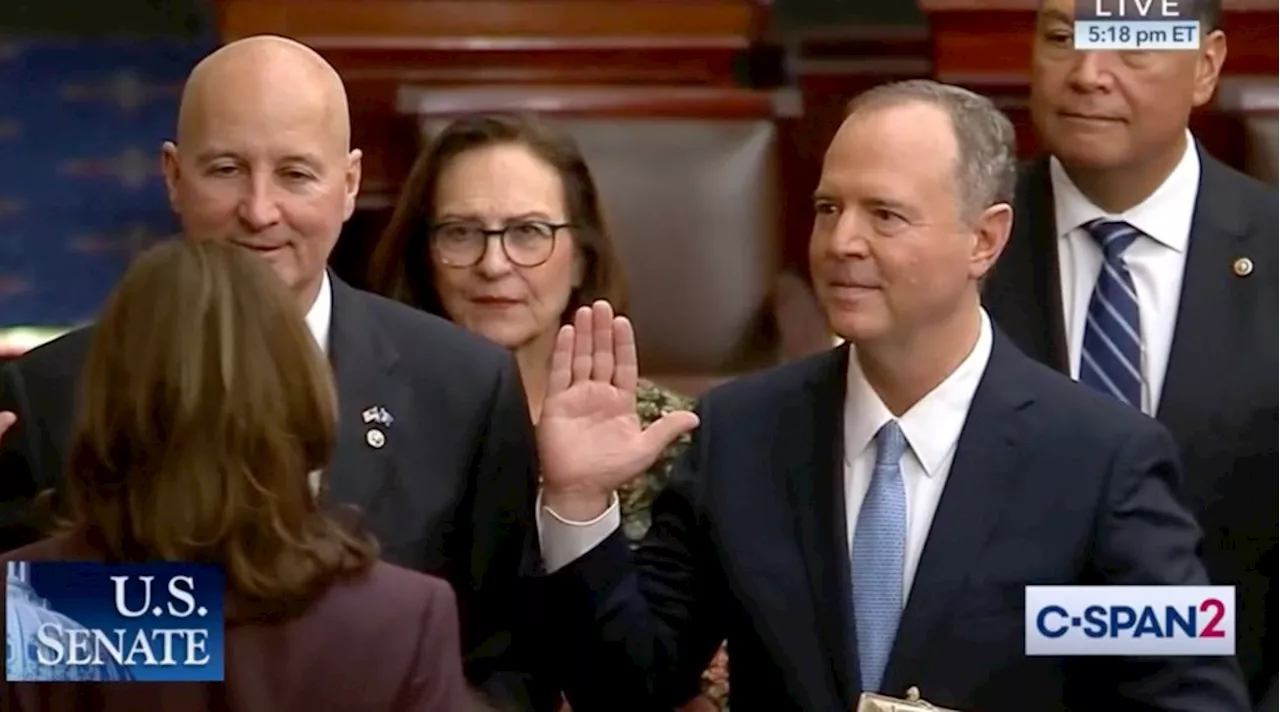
top-left (982, 151), bottom-right (1278, 706)
top-left (0, 535), bottom-right (469, 712)
top-left (0, 276), bottom-right (552, 710)
top-left (545, 332), bottom-right (1249, 712)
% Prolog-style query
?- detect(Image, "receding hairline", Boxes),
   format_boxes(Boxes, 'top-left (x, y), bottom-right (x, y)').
top-left (175, 35), bottom-right (351, 150)
top-left (835, 79), bottom-right (1019, 216)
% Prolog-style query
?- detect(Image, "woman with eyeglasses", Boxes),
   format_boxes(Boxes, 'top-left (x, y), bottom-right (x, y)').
top-left (368, 113), bottom-right (729, 711)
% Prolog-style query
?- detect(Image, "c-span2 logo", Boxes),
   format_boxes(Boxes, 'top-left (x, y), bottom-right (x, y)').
top-left (5, 561), bottom-right (224, 681)
top-left (1026, 585), bottom-right (1235, 656)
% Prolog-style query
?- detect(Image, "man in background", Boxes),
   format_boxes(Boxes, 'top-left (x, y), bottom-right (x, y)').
top-left (0, 36), bottom-right (553, 711)
top-left (982, 1), bottom-right (1277, 707)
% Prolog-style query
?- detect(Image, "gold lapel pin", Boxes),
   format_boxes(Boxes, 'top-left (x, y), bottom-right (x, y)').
top-left (366, 429), bottom-right (386, 449)
top-left (1233, 257), bottom-right (1254, 277)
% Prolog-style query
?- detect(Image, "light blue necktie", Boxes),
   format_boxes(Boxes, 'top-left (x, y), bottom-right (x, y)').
top-left (850, 420), bottom-right (908, 693)
top-left (1079, 219), bottom-right (1143, 408)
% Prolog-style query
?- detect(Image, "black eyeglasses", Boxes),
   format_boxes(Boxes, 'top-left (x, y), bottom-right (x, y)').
top-left (429, 220), bottom-right (571, 268)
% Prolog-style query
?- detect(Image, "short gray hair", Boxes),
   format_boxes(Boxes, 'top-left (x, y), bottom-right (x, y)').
top-left (845, 79), bottom-right (1017, 220)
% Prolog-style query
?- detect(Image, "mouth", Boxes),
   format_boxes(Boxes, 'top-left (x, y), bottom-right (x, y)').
top-left (470, 296), bottom-right (523, 307)
top-left (233, 242), bottom-right (288, 255)
top-left (826, 282), bottom-right (881, 300)
top-left (1059, 112), bottom-right (1124, 125)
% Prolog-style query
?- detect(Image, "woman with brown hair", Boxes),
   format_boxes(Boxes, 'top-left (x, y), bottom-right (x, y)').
top-left (367, 113), bottom-right (728, 710)
top-left (0, 239), bottom-right (468, 711)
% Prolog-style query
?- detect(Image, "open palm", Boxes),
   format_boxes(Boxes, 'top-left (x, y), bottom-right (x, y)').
top-left (538, 302), bottom-right (698, 495)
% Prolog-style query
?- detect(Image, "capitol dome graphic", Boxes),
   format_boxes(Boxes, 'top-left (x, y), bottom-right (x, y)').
top-left (6, 561), bottom-right (134, 681)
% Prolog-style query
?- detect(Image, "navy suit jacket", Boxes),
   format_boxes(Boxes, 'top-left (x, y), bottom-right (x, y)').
top-left (983, 151), bottom-right (1277, 708)
top-left (546, 330), bottom-right (1249, 711)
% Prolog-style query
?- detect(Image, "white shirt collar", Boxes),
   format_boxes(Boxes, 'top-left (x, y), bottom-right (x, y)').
top-left (843, 309), bottom-right (994, 477)
top-left (1049, 129), bottom-right (1199, 253)
top-left (305, 271), bottom-right (333, 354)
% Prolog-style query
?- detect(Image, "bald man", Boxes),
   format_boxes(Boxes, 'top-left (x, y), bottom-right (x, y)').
top-left (0, 36), bottom-right (554, 711)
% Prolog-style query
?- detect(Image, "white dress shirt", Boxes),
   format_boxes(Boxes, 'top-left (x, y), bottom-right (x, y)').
top-left (305, 271), bottom-right (333, 355)
top-left (305, 271), bottom-right (332, 497)
top-left (843, 309), bottom-right (992, 600)
top-left (538, 310), bottom-right (994, 585)
top-left (1050, 130), bottom-right (1198, 415)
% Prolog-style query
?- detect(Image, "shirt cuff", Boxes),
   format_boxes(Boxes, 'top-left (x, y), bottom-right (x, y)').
top-left (536, 490), bottom-right (621, 573)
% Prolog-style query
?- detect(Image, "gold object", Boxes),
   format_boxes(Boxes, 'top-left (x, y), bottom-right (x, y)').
top-left (856, 688), bottom-right (963, 712)
top-left (1233, 257), bottom-right (1254, 277)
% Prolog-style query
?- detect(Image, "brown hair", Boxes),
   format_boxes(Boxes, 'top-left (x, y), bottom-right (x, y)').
top-left (61, 239), bottom-right (378, 622)
top-left (367, 113), bottom-right (628, 320)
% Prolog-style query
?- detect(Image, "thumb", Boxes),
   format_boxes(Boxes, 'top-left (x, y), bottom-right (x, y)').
top-left (638, 410), bottom-right (700, 461)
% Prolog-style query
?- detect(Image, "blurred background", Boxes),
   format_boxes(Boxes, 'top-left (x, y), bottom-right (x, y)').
top-left (0, 0), bottom-right (1274, 393)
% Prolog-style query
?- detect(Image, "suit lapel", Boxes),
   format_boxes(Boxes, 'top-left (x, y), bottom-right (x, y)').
top-left (1027, 161), bottom-right (1071, 373)
top-left (1157, 149), bottom-right (1252, 435)
top-left (785, 345), bottom-right (858, 704)
top-left (997, 158), bottom-right (1071, 372)
top-left (881, 333), bottom-right (1036, 695)
top-left (323, 277), bottom-right (404, 516)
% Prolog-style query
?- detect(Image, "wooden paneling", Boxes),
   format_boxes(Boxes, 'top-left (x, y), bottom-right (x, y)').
top-left (779, 26), bottom-right (932, 278)
top-left (210, 0), bottom-right (776, 205)
top-left (397, 84), bottom-right (781, 119)
top-left (321, 41), bottom-right (746, 86)
top-left (215, 0), bottom-right (766, 41)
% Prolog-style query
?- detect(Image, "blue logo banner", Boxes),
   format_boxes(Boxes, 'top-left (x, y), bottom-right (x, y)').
top-left (0, 37), bottom-right (214, 329)
top-left (5, 561), bottom-right (225, 682)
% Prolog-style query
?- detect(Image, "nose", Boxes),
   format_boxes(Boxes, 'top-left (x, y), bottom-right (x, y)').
top-left (475, 234), bottom-right (515, 278)
top-left (1065, 50), bottom-right (1112, 92)
top-left (824, 213), bottom-right (872, 258)
top-left (236, 177), bottom-right (282, 231)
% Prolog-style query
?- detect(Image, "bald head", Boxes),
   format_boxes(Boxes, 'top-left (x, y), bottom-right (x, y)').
top-left (177, 35), bottom-right (351, 151)
top-left (161, 35), bottom-right (362, 312)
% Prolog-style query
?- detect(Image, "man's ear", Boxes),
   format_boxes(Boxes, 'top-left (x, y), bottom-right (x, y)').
top-left (1192, 29), bottom-right (1227, 108)
top-left (343, 149), bottom-right (363, 221)
top-left (161, 141), bottom-right (181, 212)
top-left (970, 202), bottom-right (1013, 281)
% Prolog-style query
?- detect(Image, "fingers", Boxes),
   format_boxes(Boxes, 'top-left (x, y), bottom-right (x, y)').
top-left (0, 411), bottom-right (14, 442)
top-left (590, 301), bottom-right (615, 383)
top-left (570, 305), bottom-right (594, 384)
top-left (613, 314), bottom-right (639, 393)
top-left (638, 410), bottom-right (700, 465)
top-left (547, 325), bottom-right (574, 396)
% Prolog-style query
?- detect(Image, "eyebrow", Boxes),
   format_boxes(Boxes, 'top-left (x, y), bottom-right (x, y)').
top-left (436, 211), bottom-right (560, 222)
top-left (865, 197), bottom-right (918, 216)
top-left (192, 150), bottom-right (326, 170)
top-left (1038, 8), bottom-right (1073, 24)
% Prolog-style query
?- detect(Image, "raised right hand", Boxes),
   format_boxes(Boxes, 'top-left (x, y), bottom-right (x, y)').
top-left (536, 302), bottom-right (699, 520)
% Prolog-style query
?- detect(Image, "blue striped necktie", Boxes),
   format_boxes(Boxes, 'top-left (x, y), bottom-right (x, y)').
top-left (1079, 219), bottom-right (1143, 408)
top-left (850, 420), bottom-right (908, 693)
